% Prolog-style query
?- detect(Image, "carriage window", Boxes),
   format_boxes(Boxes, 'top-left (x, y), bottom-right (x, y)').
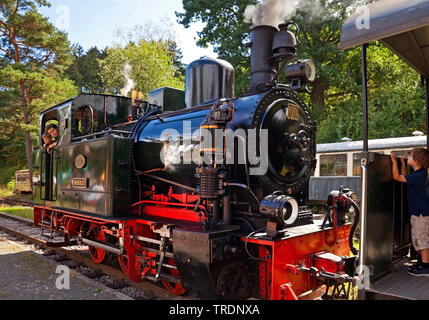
top-left (320, 154), bottom-right (347, 176)
top-left (353, 153), bottom-right (362, 176)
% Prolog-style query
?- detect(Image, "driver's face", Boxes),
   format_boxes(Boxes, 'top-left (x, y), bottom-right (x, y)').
top-left (48, 128), bottom-right (58, 138)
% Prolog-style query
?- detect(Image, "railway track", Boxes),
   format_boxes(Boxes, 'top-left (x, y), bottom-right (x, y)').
top-left (0, 211), bottom-right (187, 300)
top-left (0, 196), bottom-right (34, 207)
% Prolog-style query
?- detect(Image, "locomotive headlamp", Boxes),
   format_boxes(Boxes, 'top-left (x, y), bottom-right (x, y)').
top-left (260, 192), bottom-right (299, 228)
top-left (285, 59), bottom-right (316, 90)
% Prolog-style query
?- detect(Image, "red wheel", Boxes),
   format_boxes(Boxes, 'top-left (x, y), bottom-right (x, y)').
top-left (88, 226), bottom-right (106, 264)
top-left (118, 254), bottom-right (143, 282)
top-left (161, 258), bottom-right (186, 295)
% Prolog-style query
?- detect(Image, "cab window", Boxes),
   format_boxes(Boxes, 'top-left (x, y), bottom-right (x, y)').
top-left (74, 105), bottom-right (98, 136)
top-left (41, 110), bottom-right (59, 146)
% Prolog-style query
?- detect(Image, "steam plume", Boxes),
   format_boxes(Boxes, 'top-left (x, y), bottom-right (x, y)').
top-left (120, 62), bottom-right (135, 97)
top-left (244, 0), bottom-right (329, 27)
top-left (244, 0), bottom-right (299, 27)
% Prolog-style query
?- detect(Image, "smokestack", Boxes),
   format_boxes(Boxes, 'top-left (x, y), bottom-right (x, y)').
top-left (248, 25), bottom-right (278, 93)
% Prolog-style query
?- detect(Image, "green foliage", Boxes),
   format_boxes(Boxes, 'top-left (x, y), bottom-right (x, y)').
top-left (114, 20), bottom-right (187, 79)
top-left (0, 163), bottom-right (20, 186)
top-left (317, 43), bottom-right (424, 143)
top-left (99, 40), bottom-right (184, 98)
top-left (177, 0), bottom-right (256, 95)
top-left (6, 178), bottom-right (14, 191)
top-left (66, 45), bottom-right (107, 93)
top-left (0, 0), bottom-right (78, 170)
top-left (0, 206), bottom-right (34, 219)
top-left (177, 0), bottom-right (426, 143)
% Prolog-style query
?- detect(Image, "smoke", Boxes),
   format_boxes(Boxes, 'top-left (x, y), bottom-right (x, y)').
top-left (244, 0), bottom-right (329, 27)
top-left (244, 0), bottom-right (299, 27)
top-left (120, 62), bottom-right (135, 97)
top-left (160, 141), bottom-right (197, 171)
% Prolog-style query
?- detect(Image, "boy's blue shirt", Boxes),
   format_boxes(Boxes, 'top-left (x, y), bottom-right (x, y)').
top-left (404, 168), bottom-right (429, 216)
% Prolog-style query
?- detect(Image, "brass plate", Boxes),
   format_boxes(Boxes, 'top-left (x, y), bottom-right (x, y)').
top-left (75, 154), bottom-right (87, 169)
top-left (287, 103), bottom-right (299, 121)
top-left (72, 178), bottom-right (88, 189)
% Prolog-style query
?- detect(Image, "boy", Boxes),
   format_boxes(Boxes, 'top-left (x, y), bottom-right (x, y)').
top-left (42, 132), bottom-right (55, 154)
top-left (45, 124), bottom-right (58, 152)
top-left (391, 148), bottom-right (429, 276)
top-left (42, 132), bottom-right (52, 150)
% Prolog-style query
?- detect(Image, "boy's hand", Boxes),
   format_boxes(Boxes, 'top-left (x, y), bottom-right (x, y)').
top-left (399, 156), bottom-right (406, 163)
top-left (390, 153), bottom-right (397, 163)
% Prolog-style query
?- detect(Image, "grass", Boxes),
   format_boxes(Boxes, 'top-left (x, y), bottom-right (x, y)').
top-left (0, 186), bottom-right (14, 198)
top-left (0, 206), bottom-right (33, 220)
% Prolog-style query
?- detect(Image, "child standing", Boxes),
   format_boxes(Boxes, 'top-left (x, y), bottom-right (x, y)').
top-left (391, 148), bottom-right (429, 276)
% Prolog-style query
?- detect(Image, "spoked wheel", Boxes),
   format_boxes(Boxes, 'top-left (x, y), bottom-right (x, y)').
top-left (88, 225), bottom-right (106, 264)
top-left (118, 254), bottom-right (143, 282)
top-left (161, 258), bottom-right (186, 295)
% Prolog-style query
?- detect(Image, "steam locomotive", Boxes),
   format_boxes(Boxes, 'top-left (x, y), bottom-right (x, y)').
top-left (31, 23), bottom-right (358, 300)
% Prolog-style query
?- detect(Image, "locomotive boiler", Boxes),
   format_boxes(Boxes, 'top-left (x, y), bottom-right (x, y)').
top-left (31, 23), bottom-right (358, 300)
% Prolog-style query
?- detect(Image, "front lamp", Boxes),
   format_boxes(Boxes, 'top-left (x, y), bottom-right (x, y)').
top-left (285, 59), bottom-right (316, 90)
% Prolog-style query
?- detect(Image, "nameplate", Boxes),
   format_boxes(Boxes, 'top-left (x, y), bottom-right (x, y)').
top-left (72, 178), bottom-right (88, 189)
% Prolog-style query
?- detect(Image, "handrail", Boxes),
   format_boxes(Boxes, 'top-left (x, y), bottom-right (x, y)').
top-left (71, 129), bottom-right (131, 142)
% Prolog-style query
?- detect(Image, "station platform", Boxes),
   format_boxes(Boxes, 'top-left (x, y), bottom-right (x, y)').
top-left (0, 236), bottom-right (130, 300)
top-left (367, 259), bottom-right (429, 300)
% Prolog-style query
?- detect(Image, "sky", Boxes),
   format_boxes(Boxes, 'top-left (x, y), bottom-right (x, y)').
top-left (39, 0), bottom-right (217, 64)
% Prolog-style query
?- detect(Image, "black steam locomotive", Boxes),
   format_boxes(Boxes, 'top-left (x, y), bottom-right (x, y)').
top-left (32, 23), bottom-right (357, 300)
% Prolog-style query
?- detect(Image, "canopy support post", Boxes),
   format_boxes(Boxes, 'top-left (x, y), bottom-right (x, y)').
top-left (362, 44), bottom-right (369, 152)
top-left (426, 77), bottom-right (429, 150)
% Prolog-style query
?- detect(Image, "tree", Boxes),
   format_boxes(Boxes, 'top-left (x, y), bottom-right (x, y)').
top-left (99, 40), bottom-right (184, 98)
top-left (66, 45), bottom-right (107, 94)
top-left (114, 19), bottom-right (186, 79)
top-left (177, 0), bottom-right (369, 114)
top-left (176, 0), bottom-right (425, 143)
top-left (177, 0), bottom-right (256, 94)
top-left (317, 43), bottom-right (425, 143)
top-left (0, 0), bottom-right (77, 173)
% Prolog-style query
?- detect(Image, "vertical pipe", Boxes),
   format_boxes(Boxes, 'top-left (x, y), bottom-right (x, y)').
top-left (362, 44), bottom-right (369, 152)
top-left (212, 199), bottom-right (220, 228)
top-left (425, 77), bottom-right (429, 150)
top-left (223, 194), bottom-right (232, 226)
top-left (358, 157), bottom-right (368, 287)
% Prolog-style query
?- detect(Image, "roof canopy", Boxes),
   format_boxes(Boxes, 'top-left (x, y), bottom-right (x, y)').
top-left (339, 0), bottom-right (429, 77)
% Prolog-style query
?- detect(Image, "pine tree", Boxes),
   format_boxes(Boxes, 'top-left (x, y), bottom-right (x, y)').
top-left (0, 0), bottom-right (77, 173)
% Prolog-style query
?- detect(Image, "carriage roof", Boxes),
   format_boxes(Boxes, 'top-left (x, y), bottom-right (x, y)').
top-left (317, 135), bottom-right (427, 153)
top-left (339, 0), bottom-right (429, 77)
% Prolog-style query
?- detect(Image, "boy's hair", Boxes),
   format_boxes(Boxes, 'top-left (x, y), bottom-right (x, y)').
top-left (410, 148), bottom-right (429, 168)
top-left (45, 124), bottom-right (58, 132)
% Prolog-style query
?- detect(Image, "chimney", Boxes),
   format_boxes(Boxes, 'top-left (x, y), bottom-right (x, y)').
top-left (248, 25), bottom-right (278, 93)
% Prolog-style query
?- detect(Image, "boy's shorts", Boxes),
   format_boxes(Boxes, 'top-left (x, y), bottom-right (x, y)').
top-left (411, 215), bottom-right (429, 251)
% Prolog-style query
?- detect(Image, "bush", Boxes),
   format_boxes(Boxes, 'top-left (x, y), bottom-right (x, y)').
top-left (0, 163), bottom-right (20, 186)
top-left (7, 178), bottom-right (15, 191)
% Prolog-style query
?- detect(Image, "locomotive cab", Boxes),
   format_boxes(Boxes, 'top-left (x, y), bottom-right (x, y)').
top-left (33, 99), bottom-right (70, 202)
top-left (33, 94), bottom-right (136, 217)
